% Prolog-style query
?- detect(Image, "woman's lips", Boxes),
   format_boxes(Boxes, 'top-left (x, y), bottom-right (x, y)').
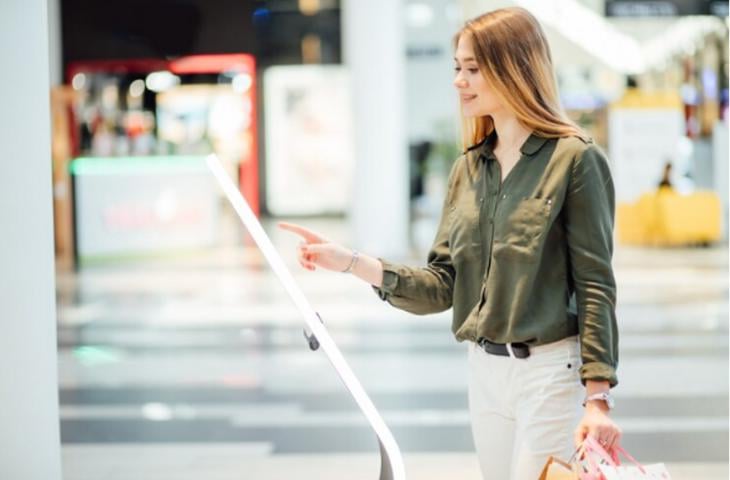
top-left (461, 94), bottom-right (477, 102)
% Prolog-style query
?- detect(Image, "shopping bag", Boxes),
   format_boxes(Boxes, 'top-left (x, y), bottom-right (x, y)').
top-left (538, 456), bottom-right (578, 480)
top-left (598, 444), bottom-right (670, 479)
top-left (575, 437), bottom-right (616, 480)
top-left (599, 464), bottom-right (671, 480)
top-left (581, 437), bottom-right (671, 480)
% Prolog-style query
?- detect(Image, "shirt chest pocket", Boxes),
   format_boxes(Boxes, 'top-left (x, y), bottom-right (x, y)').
top-left (447, 196), bottom-right (482, 262)
top-left (493, 197), bottom-right (553, 262)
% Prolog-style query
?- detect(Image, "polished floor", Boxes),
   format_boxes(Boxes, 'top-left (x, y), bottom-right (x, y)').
top-left (56, 217), bottom-right (729, 479)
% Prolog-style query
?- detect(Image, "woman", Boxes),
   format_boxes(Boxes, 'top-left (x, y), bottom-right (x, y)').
top-left (280, 7), bottom-right (620, 479)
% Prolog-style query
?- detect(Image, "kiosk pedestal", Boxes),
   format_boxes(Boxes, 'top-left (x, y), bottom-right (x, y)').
top-left (207, 155), bottom-right (405, 480)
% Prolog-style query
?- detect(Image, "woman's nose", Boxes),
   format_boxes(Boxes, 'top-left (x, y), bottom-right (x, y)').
top-left (453, 68), bottom-right (468, 87)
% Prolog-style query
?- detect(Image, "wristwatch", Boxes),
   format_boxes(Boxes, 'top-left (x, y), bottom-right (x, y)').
top-left (582, 391), bottom-right (615, 410)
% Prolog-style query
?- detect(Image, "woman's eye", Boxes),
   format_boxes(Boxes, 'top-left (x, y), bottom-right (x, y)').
top-left (454, 67), bottom-right (479, 74)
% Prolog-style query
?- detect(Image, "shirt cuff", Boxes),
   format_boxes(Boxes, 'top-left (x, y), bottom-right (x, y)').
top-left (579, 362), bottom-right (618, 388)
top-left (371, 259), bottom-right (400, 300)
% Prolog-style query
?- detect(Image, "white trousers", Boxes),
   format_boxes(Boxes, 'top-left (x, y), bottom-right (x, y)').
top-left (468, 336), bottom-right (583, 480)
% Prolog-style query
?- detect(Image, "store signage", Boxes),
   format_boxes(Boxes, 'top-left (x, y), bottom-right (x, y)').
top-left (263, 65), bottom-right (355, 216)
top-left (608, 104), bottom-right (685, 203)
top-left (72, 156), bottom-right (219, 261)
top-left (606, 0), bottom-right (728, 16)
top-left (406, 46), bottom-right (444, 58)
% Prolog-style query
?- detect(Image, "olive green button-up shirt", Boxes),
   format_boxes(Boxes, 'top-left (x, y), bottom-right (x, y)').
top-left (374, 132), bottom-right (618, 387)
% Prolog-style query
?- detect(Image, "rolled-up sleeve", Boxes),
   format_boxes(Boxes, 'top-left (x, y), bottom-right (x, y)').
top-left (564, 144), bottom-right (619, 387)
top-left (372, 168), bottom-right (457, 315)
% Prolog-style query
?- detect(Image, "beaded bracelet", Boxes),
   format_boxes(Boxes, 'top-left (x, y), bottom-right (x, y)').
top-left (342, 250), bottom-right (359, 273)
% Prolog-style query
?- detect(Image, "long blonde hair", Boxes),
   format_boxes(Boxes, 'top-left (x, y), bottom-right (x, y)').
top-left (454, 7), bottom-right (588, 151)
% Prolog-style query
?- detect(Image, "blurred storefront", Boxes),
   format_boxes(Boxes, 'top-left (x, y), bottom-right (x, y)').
top-left (54, 55), bottom-right (258, 265)
top-left (54, 0), bottom-right (345, 265)
top-left (604, 2), bottom-right (729, 244)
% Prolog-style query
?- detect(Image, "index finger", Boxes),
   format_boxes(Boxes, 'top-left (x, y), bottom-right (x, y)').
top-left (277, 222), bottom-right (323, 242)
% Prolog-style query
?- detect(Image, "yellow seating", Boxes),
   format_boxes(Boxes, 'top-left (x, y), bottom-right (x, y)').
top-left (616, 188), bottom-right (722, 246)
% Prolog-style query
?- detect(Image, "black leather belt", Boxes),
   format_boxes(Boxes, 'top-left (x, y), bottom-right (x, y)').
top-left (477, 337), bottom-right (530, 359)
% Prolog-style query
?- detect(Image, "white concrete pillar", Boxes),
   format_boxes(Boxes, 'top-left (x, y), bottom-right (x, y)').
top-left (0, 1), bottom-right (62, 479)
top-left (48, 0), bottom-right (63, 86)
top-left (342, 0), bottom-right (410, 258)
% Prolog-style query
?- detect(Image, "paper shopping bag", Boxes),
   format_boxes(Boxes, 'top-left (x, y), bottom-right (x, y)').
top-left (599, 462), bottom-right (671, 479)
top-left (539, 456), bottom-right (579, 480)
top-left (581, 436), bottom-right (671, 480)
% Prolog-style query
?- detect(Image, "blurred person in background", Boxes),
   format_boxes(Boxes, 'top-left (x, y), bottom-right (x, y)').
top-left (280, 7), bottom-right (620, 479)
top-left (658, 160), bottom-right (674, 189)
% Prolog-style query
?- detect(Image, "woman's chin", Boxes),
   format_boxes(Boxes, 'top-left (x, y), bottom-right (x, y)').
top-left (461, 106), bottom-right (488, 118)
top-left (462, 111), bottom-right (482, 118)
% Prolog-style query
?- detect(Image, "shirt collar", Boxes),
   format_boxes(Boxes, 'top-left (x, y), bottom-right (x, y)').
top-left (469, 131), bottom-right (496, 163)
top-left (469, 131), bottom-right (549, 164)
top-left (520, 133), bottom-right (549, 156)
top-left (465, 130), bottom-right (549, 169)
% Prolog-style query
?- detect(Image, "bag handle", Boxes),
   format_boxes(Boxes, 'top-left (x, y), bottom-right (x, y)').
top-left (583, 437), bottom-right (649, 475)
top-left (611, 445), bottom-right (648, 474)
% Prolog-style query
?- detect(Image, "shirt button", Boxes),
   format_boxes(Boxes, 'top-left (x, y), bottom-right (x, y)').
top-left (502, 194), bottom-right (507, 199)
top-left (479, 197), bottom-right (483, 203)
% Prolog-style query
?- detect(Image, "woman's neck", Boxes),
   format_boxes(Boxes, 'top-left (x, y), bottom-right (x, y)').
top-left (491, 113), bottom-right (531, 154)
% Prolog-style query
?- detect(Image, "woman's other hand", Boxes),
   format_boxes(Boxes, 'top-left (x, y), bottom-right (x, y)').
top-left (574, 400), bottom-right (622, 452)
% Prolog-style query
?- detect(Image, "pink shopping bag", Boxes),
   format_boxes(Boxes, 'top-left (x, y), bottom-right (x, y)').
top-left (577, 437), bottom-right (671, 480)
top-left (573, 437), bottom-right (615, 480)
